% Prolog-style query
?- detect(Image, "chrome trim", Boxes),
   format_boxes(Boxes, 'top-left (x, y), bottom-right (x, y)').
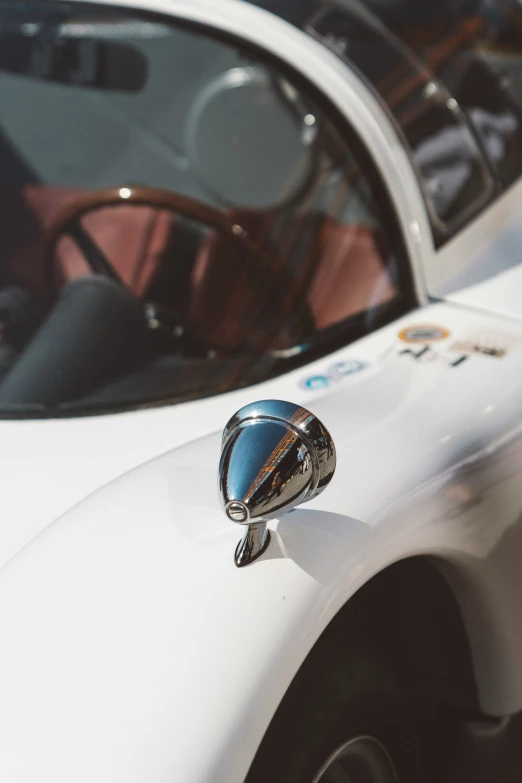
top-left (234, 523), bottom-right (271, 568)
top-left (312, 736), bottom-right (398, 783)
top-left (219, 400), bottom-right (336, 566)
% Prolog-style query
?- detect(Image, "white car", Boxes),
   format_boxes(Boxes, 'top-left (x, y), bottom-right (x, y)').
top-left (2, 0), bottom-right (522, 781)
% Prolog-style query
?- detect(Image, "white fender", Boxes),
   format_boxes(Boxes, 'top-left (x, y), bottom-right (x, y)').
top-left (1, 302), bottom-right (522, 782)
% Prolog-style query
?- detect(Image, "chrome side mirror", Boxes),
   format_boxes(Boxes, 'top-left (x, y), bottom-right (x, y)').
top-left (219, 400), bottom-right (336, 567)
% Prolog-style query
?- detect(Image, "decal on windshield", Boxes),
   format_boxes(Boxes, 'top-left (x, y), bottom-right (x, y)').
top-left (300, 359), bottom-right (368, 391)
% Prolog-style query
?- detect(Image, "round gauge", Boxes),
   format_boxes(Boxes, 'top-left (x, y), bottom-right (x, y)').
top-left (186, 66), bottom-right (315, 209)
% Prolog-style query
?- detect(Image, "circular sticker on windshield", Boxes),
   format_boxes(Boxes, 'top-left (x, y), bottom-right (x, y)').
top-left (399, 325), bottom-right (449, 343)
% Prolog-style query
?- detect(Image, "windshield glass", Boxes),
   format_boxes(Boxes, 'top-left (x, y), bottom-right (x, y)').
top-left (0, 1), bottom-right (408, 417)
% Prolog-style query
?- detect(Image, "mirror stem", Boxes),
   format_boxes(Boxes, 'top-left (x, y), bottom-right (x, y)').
top-left (235, 521), bottom-right (270, 567)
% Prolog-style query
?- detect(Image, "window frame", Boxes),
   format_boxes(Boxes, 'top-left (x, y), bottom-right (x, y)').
top-left (306, 1), bottom-right (500, 248)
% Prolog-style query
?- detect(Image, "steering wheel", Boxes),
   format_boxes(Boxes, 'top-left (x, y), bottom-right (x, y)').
top-left (43, 185), bottom-right (265, 351)
top-left (44, 185), bottom-right (261, 288)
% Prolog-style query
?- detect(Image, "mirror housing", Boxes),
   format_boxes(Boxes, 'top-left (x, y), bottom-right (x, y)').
top-left (219, 400), bottom-right (336, 566)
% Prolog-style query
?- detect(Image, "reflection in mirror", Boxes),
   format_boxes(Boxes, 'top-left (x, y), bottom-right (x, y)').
top-left (219, 400), bottom-right (336, 566)
top-left (221, 420), bottom-right (314, 522)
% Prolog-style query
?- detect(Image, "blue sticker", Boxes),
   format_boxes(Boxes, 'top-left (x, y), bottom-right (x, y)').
top-left (301, 375), bottom-right (330, 390)
top-left (300, 359), bottom-right (368, 390)
top-left (328, 360), bottom-right (366, 379)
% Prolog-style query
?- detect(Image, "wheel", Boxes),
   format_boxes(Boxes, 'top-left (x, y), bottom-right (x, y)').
top-left (245, 633), bottom-right (425, 783)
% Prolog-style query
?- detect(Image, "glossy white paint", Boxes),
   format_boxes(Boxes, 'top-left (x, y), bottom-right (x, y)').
top-left (2, 2), bottom-right (522, 782)
top-left (433, 176), bottom-right (522, 318)
top-left (2, 302), bottom-right (522, 783)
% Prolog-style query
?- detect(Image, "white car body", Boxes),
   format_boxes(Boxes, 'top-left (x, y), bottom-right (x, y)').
top-left (1, 0), bottom-right (522, 780)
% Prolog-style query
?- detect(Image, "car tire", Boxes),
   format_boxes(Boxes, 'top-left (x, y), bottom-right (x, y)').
top-left (245, 632), bottom-right (425, 783)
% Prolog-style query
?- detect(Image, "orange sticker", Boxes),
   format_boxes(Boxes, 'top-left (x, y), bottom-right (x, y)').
top-left (398, 325), bottom-right (450, 343)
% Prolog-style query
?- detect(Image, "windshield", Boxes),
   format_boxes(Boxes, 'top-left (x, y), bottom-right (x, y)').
top-left (0, 1), bottom-right (408, 417)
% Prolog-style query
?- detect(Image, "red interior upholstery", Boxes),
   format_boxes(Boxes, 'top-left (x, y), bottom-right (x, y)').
top-left (5, 185), bottom-right (173, 298)
top-left (189, 210), bottom-right (277, 351)
top-left (4, 188), bottom-right (396, 353)
top-left (189, 210), bottom-right (396, 350)
top-left (309, 220), bottom-right (395, 330)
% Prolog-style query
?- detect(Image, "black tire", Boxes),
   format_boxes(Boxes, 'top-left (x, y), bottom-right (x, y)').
top-left (245, 633), bottom-right (425, 783)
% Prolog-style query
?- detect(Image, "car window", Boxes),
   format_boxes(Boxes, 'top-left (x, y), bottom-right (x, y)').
top-left (308, 3), bottom-right (496, 244)
top-left (359, 0), bottom-right (522, 193)
top-left (0, 0), bottom-right (410, 416)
